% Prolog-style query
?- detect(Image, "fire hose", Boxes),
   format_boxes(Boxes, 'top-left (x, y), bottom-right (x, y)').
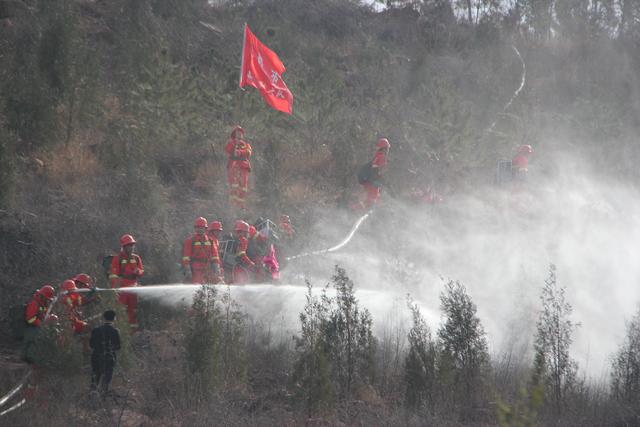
top-left (285, 210), bottom-right (371, 261)
top-left (0, 211), bottom-right (372, 415)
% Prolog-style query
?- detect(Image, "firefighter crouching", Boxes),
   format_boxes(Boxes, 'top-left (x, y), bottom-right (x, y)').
top-left (110, 234), bottom-right (144, 330)
top-left (23, 284), bottom-right (57, 363)
top-left (60, 279), bottom-right (89, 334)
top-left (182, 217), bottom-right (217, 284)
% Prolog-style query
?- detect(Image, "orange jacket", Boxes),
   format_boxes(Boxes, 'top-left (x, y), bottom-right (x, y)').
top-left (62, 292), bottom-right (84, 309)
top-left (512, 154), bottom-right (529, 172)
top-left (25, 296), bottom-right (49, 327)
top-left (182, 234), bottom-right (216, 269)
top-left (61, 292), bottom-right (86, 330)
top-left (280, 221), bottom-right (295, 239)
top-left (372, 149), bottom-right (388, 170)
top-left (110, 252), bottom-right (144, 288)
top-left (225, 139), bottom-right (253, 171)
top-left (209, 235), bottom-right (221, 267)
top-left (236, 236), bottom-right (254, 267)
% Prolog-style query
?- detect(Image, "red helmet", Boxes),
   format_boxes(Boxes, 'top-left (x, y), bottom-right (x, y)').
top-left (38, 284), bottom-right (56, 300)
top-left (208, 221), bottom-right (223, 232)
top-left (231, 125), bottom-right (244, 139)
top-left (376, 138), bottom-right (390, 149)
top-left (518, 144), bottom-right (533, 155)
top-left (235, 220), bottom-right (250, 233)
top-left (61, 279), bottom-right (77, 292)
top-left (73, 273), bottom-right (93, 286)
top-left (194, 217), bottom-right (208, 229)
top-left (120, 234), bottom-right (136, 246)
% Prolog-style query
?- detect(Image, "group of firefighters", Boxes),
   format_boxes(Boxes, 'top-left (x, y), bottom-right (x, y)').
top-left (181, 214), bottom-right (295, 286)
top-left (22, 213), bottom-right (297, 343)
top-left (17, 125), bottom-right (532, 399)
top-left (225, 125), bottom-right (393, 211)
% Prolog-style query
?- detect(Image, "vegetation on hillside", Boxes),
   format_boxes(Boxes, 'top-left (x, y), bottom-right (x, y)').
top-left (1, 0), bottom-right (640, 424)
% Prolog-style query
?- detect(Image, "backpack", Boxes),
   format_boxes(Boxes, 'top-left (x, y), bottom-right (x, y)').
top-left (220, 235), bottom-right (240, 269)
top-left (357, 161), bottom-right (373, 184)
top-left (102, 254), bottom-right (115, 281)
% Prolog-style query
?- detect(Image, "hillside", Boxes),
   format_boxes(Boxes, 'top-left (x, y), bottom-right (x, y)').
top-left (1, 0), bottom-right (640, 425)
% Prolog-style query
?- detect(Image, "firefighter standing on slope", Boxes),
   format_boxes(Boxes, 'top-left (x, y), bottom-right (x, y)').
top-left (23, 284), bottom-right (56, 363)
top-left (109, 234), bottom-right (144, 330)
top-left (182, 217), bottom-right (216, 284)
top-left (225, 125), bottom-right (253, 210)
top-left (207, 220), bottom-right (224, 283)
top-left (356, 138), bottom-right (391, 210)
top-left (279, 215), bottom-right (295, 240)
top-left (512, 144), bottom-right (533, 192)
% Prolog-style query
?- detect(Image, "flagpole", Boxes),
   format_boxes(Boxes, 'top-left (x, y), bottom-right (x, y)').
top-left (239, 22), bottom-right (247, 89)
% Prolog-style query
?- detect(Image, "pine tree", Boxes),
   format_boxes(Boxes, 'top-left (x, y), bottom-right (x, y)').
top-left (292, 281), bottom-right (334, 417)
top-left (404, 295), bottom-right (436, 412)
top-left (532, 264), bottom-right (579, 417)
top-left (437, 280), bottom-right (490, 418)
top-left (611, 305), bottom-right (640, 413)
top-left (325, 266), bottom-right (376, 400)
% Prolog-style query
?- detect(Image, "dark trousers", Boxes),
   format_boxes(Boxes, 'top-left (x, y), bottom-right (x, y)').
top-left (91, 353), bottom-right (115, 392)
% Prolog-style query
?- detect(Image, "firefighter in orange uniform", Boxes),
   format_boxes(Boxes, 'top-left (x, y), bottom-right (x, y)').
top-left (182, 217), bottom-right (216, 284)
top-left (60, 279), bottom-right (89, 334)
top-left (23, 284), bottom-right (56, 363)
top-left (356, 138), bottom-right (391, 209)
top-left (73, 273), bottom-right (94, 289)
top-left (512, 144), bottom-right (533, 182)
top-left (279, 215), bottom-right (295, 240)
top-left (225, 126), bottom-right (253, 209)
top-left (73, 273), bottom-right (99, 305)
top-left (24, 285), bottom-right (56, 329)
top-left (109, 234), bottom-right (144, 330)
top-left (207, 220), bottom-right (224, 283)
top-left (232, 220), bottom-right (255, 284)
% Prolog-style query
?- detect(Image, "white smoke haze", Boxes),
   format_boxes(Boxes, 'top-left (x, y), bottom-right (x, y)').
top-left (116, 156), bottom-right (640, 382)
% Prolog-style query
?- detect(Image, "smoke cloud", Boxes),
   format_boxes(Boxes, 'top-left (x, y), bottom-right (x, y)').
top-left (132, 157), bottom-right (640, 382)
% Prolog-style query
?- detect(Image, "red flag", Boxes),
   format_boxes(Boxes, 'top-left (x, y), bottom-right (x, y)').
top-left (239, 24), bottom-right (293, 115)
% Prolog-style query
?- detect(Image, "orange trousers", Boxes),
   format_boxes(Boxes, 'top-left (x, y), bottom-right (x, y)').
top-left (228, 166), bottom-right (250, 208)
top-left (118, 288), bottom-right (138, 328)
top-left (362, 182), bottom-right (381, 208)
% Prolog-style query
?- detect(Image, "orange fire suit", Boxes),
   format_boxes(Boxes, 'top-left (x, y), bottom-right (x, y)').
top-left (225, 138), bottom-right (252, 209)
top-left (248, 226), bottom-right (270, 281)
top-left (232, 236), bottom-right (255, 284)
top-left (182, 234), bottom-right (216, 284)
top-left (511, 153), bottom-right (530, 194)
top-left (110, 252), bottom-right (144, 328)
top-left (207, 234), bottom-right (223, 283)
top-left (25, 296), bottom-right (50, 328)
top-left (362, 149), bottom-right (388, 208)
top-left (512, 154), bottom-right (529, 179)
top-left (61, 292), bottom-right (88, 334)
top-left (280, 221), bottom-right (295, 240)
